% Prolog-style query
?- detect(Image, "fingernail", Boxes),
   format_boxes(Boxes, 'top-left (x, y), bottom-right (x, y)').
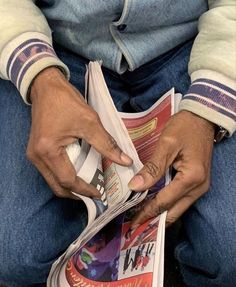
top-left (128, 175), bottom-right (144, 190)
top-left (120, 152), bottom-right (133, 165)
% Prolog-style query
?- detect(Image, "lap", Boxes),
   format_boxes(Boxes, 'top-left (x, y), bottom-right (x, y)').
top-left (176, 134), bottom-right (236, 286)
top-left (0, 47), bottom-right (131, 286)
top-left (115, 39), bottom-right (236, 285)
top-left (0, 74), bottom-right (87, 286)
top-left (0, 41), bottom-right (235, 286)
top-left (120, 39), bottom-right (236, 284)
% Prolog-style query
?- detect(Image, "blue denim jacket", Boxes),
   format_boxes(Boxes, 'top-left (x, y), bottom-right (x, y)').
top-left (38, 0), bottom-right (208, 73)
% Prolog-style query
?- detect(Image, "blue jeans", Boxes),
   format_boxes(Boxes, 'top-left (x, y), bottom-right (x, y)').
top-left (0, 40), bottom-right (235, 287)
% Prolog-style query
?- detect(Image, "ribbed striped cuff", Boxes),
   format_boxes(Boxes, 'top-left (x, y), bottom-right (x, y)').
top-left (179, 70), bottom-right (236, 136)
top-left (0, 32), bottom-right (69, 104)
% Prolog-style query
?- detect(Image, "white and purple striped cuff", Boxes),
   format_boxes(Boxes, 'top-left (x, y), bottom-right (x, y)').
top-left (0, 32), bottom-right (69, 103)
top-left (179, 74), bottom-right (236, 136)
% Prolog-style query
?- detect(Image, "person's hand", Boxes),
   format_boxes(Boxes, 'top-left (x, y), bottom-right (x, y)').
top-left (27, 67), bottom-right (132, 199)
top-left (129, 111), bottom-right (215, 227)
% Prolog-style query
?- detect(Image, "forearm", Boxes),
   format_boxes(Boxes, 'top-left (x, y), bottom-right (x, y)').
top-left (0, 0), bottom-right (69, 103)
top-left (180, 0), bottom-right (236, 136)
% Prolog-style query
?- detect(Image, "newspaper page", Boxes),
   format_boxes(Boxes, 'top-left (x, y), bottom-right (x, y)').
top-left (55, 79), bottom-right (175, 287)
top-left (66, 141), bottom-right (108, 225)
top-left (47, 62), bottom-right (178, 287)
top-left (47, 62), bottom-right (146, 286)
top-left (60, 207), bottom-right (167, 287)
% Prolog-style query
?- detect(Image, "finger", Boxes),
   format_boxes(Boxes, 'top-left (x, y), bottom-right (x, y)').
top-left (149, 169), bottom-right (203, 210)
top-left (65, 91), bottom-right (133, 167)
top-left (130, 167), bottom-right (207, 228)
top-left (31, 157), bottom-right (80, 200)
top-left (130, 196), bottom-right (167, 229)
top-left (165, 183), bottom-right (209, 227)
top-left (128, 142), bottom-right (178, 192)
top-left (40, 147), bottom-right (101, 198)
top-left (86, 119), bottom-right (133, 167)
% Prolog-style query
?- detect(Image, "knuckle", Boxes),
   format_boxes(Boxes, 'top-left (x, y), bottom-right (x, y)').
top-left (184, 192), bottom-right (195, 201)
top-left (52, 184), bottom-right (72, 198)
top-left (34, 137), bottom-right (54, 157)
top-left (143, 161), bottom-right (160, 180)
top-left (82, 111), bottom-right (103, 140)
top-left (160, 135), bottom-right (177, 147)
top-left (58, 176), bottom-right (74, 188)
top-left (54, 189), bottom-right (66, 198)
top-left (85, 110), bottom-right (100, 125)
top-left (188, 164), bottom-right (207, 185)
top-left (148, 198), bottom-right (167, 217)
top-left (106, 137), bottom-right (119, 152)
top-left (143, 203), bottom-right (155, 219)
top-left (166, 214), bottom-right (178, 226)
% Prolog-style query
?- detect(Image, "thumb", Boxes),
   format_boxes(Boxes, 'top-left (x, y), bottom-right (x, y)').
top-left (128, 141), bottom-right (177, 192)
top-left (128, 161), bottom-right (166, 192)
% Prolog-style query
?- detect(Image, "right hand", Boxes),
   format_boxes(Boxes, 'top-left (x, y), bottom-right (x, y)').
top-left (27, 67), bottom-right (133, 199)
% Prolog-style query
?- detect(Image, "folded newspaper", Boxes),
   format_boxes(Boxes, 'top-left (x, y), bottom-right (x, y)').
top-left (47, 61), bottom-right (181, 287)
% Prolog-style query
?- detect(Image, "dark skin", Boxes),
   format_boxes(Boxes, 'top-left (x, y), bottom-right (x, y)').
top-left (28, 66), bottom-right (215, 226)
top-left (28, 67), bottom-right (133, 200)
top-left (129, 110), bottom-right (215, 227)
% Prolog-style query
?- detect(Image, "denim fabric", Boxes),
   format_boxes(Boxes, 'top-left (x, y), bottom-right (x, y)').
top-left (37, 0), bottom-right (208, 73)
top-left (175, 134), bottom-right (236, 287)
top-left (0, 39), bottom-right (235, 286)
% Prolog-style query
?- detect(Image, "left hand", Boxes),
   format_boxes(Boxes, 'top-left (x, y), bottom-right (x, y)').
top-left (129, 111), bottom-right (215, 228)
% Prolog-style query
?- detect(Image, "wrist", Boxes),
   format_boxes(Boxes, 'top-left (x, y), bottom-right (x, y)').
top-left (30, 67), bottom-right (66, 103)
top-left (180, 110), bottom-right (215, 137)
top-left (180, 110), bottom-right (215, 125)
